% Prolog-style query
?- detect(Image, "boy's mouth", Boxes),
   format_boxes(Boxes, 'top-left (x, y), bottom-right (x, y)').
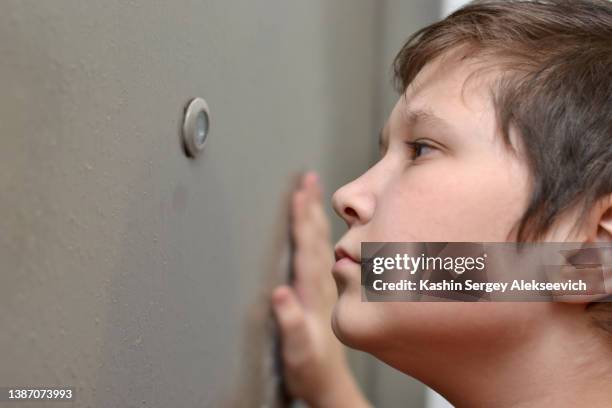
top-left (334, 246), bottom-right (361, 264)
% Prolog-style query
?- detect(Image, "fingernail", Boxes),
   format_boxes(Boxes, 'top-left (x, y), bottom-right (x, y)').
top-left (305, 171), bottom-right (318, 187)
top-left (273, 289), bottom-right (287, 305)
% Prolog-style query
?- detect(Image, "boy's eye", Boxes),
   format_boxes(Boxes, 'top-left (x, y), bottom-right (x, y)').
top-left (405, 141), bottom-right (435, 160)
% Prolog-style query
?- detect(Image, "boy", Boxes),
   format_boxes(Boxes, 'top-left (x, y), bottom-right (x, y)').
top-left (273, 1), bottom-right (612, 407)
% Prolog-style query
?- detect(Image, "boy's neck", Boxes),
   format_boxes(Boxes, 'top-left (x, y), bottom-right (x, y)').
top-left (379, 309), bottom-right (612, 407)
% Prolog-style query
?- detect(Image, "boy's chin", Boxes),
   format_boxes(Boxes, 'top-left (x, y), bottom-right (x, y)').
top-left (330, 294), bottom-right (383, 351)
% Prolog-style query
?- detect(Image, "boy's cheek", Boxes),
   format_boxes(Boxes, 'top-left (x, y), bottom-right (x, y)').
top-left (369, 163), bottom-right (528, 242)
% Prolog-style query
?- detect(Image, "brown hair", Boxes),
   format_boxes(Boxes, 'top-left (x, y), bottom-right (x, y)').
top-left (393, 0), bottom-right (612, 332)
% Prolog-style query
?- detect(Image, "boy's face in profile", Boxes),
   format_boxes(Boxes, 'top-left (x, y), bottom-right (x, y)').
top-left (330, 51), bottom-right (556, 357)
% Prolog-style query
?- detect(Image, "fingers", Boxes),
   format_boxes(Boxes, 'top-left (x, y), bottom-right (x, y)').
top-left (291, 171), bottom-right (331, 244)
top-left (302, 171), bottom-right (323, 201)
top-left (304, 172), bottom-right (330, 236)
top-left (272, 286), bottom-right (310, 353)
top-left (289, 172), bottom-right (336, 309)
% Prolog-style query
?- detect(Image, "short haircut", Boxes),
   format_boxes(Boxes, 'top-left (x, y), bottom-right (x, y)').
top-left (393, 0), bottom-right (612, 242)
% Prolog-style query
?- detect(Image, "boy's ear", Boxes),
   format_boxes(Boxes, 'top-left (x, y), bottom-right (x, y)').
top-left (586, 194), bottom-right (612, 243)
top-left (558, 194), bottom-right (612, 304)
top-left (591, 194), bottom-right (612, 301)
top-left (597, 207), bottom-right (612, 242)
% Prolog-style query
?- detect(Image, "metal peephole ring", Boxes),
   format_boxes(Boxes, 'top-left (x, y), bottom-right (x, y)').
top-left (182, 97), bottom-right (210, 158)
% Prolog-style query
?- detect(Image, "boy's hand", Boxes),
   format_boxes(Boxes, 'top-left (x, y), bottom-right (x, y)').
top-left (272, 172), bottom-right (369, 408)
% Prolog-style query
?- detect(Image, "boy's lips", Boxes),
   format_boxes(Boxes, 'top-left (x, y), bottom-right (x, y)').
top-left (333, 241), bottom-right (362, 279)
top-left (334, 246), bottom-right (361, 265)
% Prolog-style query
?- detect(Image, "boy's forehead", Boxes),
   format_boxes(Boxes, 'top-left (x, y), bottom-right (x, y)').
top-left (405, 50), bottom-right (498, 110)
top-left (415, 58), bottom-right (496, 116)
top-left (379, 57), bottom-right (502, 149)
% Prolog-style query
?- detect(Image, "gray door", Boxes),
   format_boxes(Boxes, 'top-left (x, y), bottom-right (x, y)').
top-left (0, 1), bottom-right (437, 407)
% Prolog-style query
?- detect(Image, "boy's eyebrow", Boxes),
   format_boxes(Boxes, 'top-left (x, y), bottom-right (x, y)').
top-left (378, 108), bottom-right (454, 152)
top-left (404, 108), bottom-right (454, 134)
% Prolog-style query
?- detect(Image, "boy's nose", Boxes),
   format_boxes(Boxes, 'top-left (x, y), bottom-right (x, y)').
top-left (332, 180), bottom-right (375, 227)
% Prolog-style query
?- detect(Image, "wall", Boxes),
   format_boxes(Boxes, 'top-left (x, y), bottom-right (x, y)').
top-left (0, 1), bottom-right (439, 407)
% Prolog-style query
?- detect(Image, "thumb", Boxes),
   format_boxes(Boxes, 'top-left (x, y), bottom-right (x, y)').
top-left (272, 286), bottom-right (310, 353)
